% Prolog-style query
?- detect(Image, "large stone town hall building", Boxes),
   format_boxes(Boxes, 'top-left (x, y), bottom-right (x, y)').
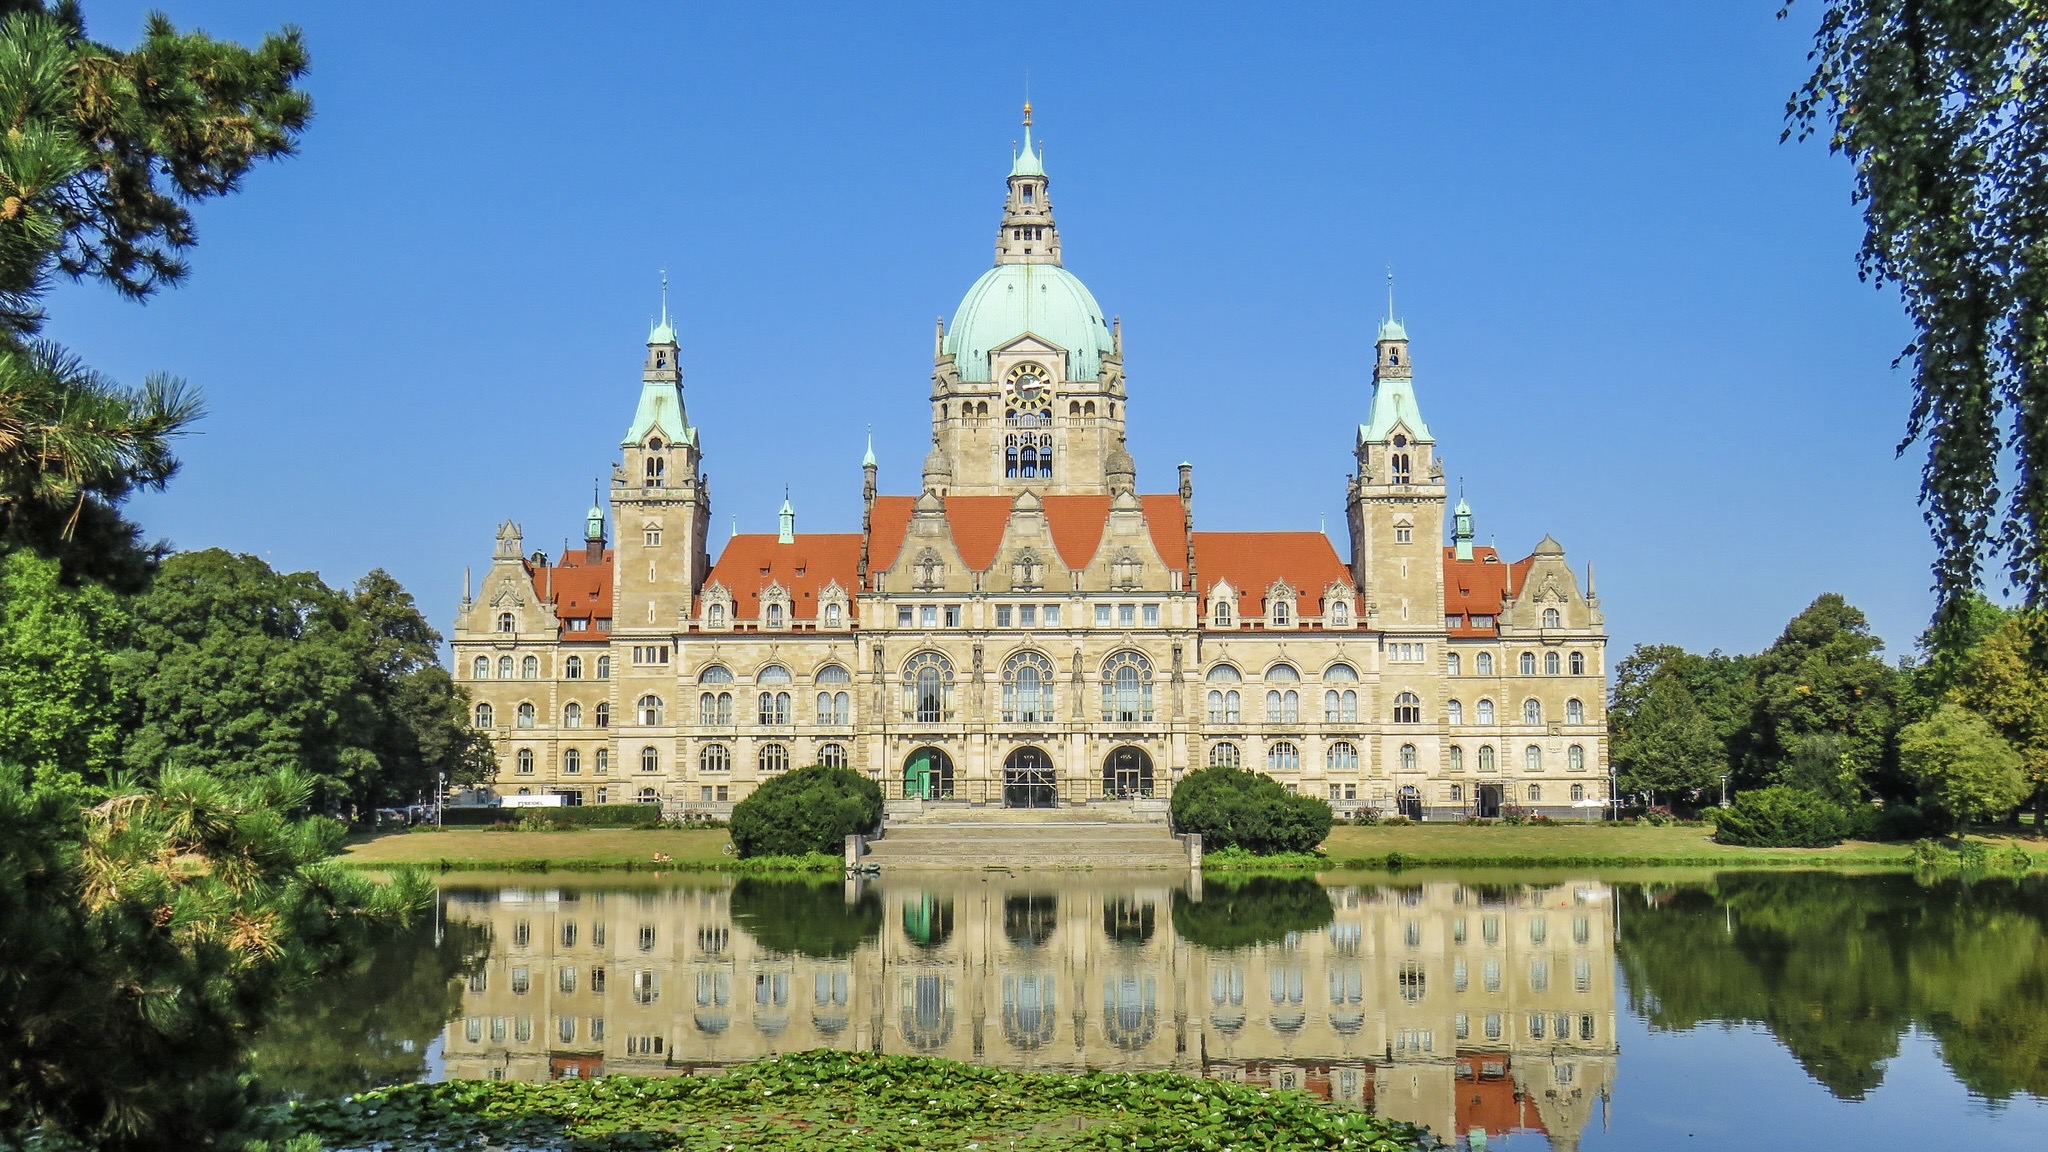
top-left (453, 108), bottom-right (1609, 821)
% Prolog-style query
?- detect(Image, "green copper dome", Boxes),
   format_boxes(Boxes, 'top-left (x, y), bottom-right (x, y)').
top-left (945, 262), bottom-right (1114, 382)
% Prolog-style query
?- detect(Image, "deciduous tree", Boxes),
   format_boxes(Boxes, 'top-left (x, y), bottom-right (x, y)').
top-left (1899, 703), bottom-right (2031, 831)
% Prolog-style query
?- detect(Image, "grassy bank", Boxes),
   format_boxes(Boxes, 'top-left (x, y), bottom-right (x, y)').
top-left (336, 827), bottom-right (837, 873)
top-left (1274, 822), bottom-right (2044, 871)
top-left (267, 1050), bottom-right (1428, 1152)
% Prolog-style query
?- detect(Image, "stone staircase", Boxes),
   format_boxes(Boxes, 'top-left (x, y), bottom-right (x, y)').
top-left (861, 812), bottom-right (1190, 871)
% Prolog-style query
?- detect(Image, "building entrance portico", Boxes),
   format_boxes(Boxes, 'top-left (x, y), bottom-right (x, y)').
top-left (1476, 783), bottom-right (1503, 819)
top-left (1103, 746), bottom-right (1154, 799)
top-left (1003, 747), bottom-right (1057, 809)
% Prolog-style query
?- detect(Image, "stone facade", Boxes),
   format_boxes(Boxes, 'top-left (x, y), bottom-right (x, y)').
top-left (451, 107), bottom-right (1609, 821)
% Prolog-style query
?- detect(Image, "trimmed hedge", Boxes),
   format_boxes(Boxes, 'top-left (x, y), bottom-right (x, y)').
top-left (729, 765), bottom-right (882, 858)
top-left (1713, 786), bottom-right (1849, 847)
top-left (437, 804), bottom-right (665, 829)
top-left (1170, 766), bottom-right (1332, 854)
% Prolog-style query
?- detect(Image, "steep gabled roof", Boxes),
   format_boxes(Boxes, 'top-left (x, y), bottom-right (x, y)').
top-left (528, 549), bottom-right (613, 642)
top-left (1193, 532), bottom-right (1351, 619)
top-left (865, 493), bottom-right (1192, 577)
top-left (703, 533), bottom-right (864, 622)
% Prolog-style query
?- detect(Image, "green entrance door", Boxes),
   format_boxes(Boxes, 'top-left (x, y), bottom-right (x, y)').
top-left (904, 747), bottom-right (953, 799)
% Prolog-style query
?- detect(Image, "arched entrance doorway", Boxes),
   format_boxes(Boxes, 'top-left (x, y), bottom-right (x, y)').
top-left (903, 747), bottom-right (954, 799)
top-left (1397, 785), bottom-right (1423, 821)
top-left (1476, 783), bottom-right (1503, 820)
top-left (1103, 746), bottom-right (1154, 798)
top-left (1003, 746), bottom-right (1057, 809)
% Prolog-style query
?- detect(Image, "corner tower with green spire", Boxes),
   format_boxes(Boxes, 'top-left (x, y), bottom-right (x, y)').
top-left (928, 103), bottom-right (1128, 496)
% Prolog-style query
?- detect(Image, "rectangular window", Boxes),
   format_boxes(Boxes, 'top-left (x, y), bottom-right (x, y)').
top-left (1019, 604), bottom-right (1037, 627)
top-left (944, 605), bottom-right (961, 627)
top-left (1142, 604), bottom-right (1160, 627)
top-left (700, 786), bottom-right (712, 802)
top-left (1396, 526), bottom-right (1413, 543)
top-left (897, 606), bottom-right (913, 627)
top-left (1043, 604), bottom-right (1061, 626)
top-left (644, 529), bottom-right (661, 546)
top-left (996, 605), bottom-right (1013, 627)
top-left (920, 605), bottom-right (938, 627)
top-left (589, 1016), bottom-right (605, 1041)
top-left (567, 618), bottom-right (589, 631)
top-left (1118, 604), bottom-right (1136, 626)
top-left (1095, 604), bottom-right (1112, 626)
top-left (715, 785), bottom-right (729, 802)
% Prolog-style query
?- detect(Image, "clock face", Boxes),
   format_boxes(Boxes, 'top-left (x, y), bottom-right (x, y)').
top-left (1015, 373), bottom-right (1043, 401)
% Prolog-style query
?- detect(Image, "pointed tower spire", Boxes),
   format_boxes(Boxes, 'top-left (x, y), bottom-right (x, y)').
top-left (996, 102), bottom-right (1059, 265)
top-left (649, 268), bottom-right (677, 345)
top-left (862, 427), bottom-right (877, 469)
top-left (778, 488), bottom-right (795, 544)
top-left (1453, 489), bottom-right (1475, 561)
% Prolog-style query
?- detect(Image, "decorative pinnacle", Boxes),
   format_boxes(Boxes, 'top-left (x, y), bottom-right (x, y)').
top-left (1386, 263), bottom-right (1395, 323)
top-left (1022, 99), bottom-right (1032, 128)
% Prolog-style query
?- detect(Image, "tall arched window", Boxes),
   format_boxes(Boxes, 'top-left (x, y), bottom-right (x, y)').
top-left (1393, 692), bottom-right (1422, 724)
top-left (1566, 698), bottom-right (1585, 724)
top-left (699, 692), bottom-right (731, 724)
top-left (1525, 745), bottom-right (1543, 772)
top-left (1446, 699), bottom-right (1464, 725)
top-left (1477, 698), bottom-right (1495, 724)
top-left (700, 744), bottom-right (729, 772)
top-left (1568, 744), bottom-right (1586, 771)
top-left (759, 744), bottom-right (789, 773)
top-left (1213, 601), bottom-right (1233, 628)
top-left (1449, 745), bottom-right (1465, 772)
top-left (640, 746), bottom-right (660, 773)
top-left (824, 602), bottom-right (842, 627)
top-left (1207, 689), bottom-right (1241, 723)
top-left (904, 652), bottom-right (953, 722)
top-left (637, 694), bottom-right (663, 725)
top-left (1446, 652), bottom-right (1462, 676)
top-left (563, 748), bottom-right (580, 774)
top-left (1571, 783), bottom-right (1586, 802)
top-left (1003, 650), bottom-right (1055, 723)
top-left (1569, 651), bottom-right (1586, 675)
top-left (1476, 652), bottom-right (1495, 676)
top-left (498, 656), bottom-right (514, 679)
top-left (1527, 783), bottom-right (1542, 803)
top-left (708, 603), bottom-right (726, 627)
top-left (1544, 651), bottom-right (1561, 675)
top-left (820, 742), bottom-right (849, 769)
top-left (816, 690), bottom-right (850, 725)
top-left (496, 612), bottom-right (514, 633)
top-left (1323, 689), bottom-right (1357, 723)
top-left (1101, 651), bottom-right (1153, 723)
top-left (565, 655), bottom-right (582, 679)
top-left (562, 702), bottom-right (582, 728)
top-left (473, 702), bottom-right (493, 727)
top-left (1267, 741), bottom-right (1301, 771)
top-left (472, 656), bottom-right (490, 679)
top-left (595, 702), bottom-right (610, 728)
top-left (595, 656), bottom-right (610, 679)
top-left (1271, 599), bottom-right (1293, 627)
top-left (1523, 698), bottom-right (1542, 725)
top-left (595, 749), bottom-right (609, 774)
top-left (1519, 652), bottom-right (1537, 676)
top-left (1478, 745), bottom-right (1496, 772)
top-left (765, 603), bottom-right (784, 628)
top-left (1329, 600), bottom-right (1349, 626)
top-left (522, 655), bottom-right (539, 680)
top-left (1327, 741), bottom-right (1359, 772)
top-left (1541, 607), bottom-right (1562, 628)
top-left (515, 748), bottom-right (534, 774)
top-left (1209, 742), bottom-right (1241, 768)
top-left (757, 690), bottom-right (791, 725)
top-left (516, 702), bottom-right (536, 729)
top-left (1265, 689), bottom-right (1299, 723)
top-left (1399, 743), bottom-right (1418, 772)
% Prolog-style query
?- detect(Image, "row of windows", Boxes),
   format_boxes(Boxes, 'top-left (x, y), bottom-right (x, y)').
top-left (481, 702), bottom-right (612, 729)
top-left (511, 742), bottom-right (852, 776)
top-left (1447, 650), bottom-right (1589, 676)
top-left (1209, 741), bottom-right (1591, 774)
top-left (701, 601), bottom-right (844, 629)
top-left (890, 603), bottom-right (1166, 629)
top-left (1209, 598), bottom-right (1349, 629)
top-left (472, 654), bottom-right (612, 681)
top-left (694, 691), bottom-right (852, 726)
top-left (1447, 698), bottom-right (1588, 725)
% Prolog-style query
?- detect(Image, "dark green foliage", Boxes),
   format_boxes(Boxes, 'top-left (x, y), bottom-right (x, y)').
top-left (523, 805), bottom-right (667, 829)
top-left (1713, 785), bottom-right (1851, 847)
top-left (1787, 2), bottom-right (2048, 622)
top-left (1168, 876), bottom-right (1335, 950)
top-left (727, 765), bottom-right (881, 858)
top-left (1735, 594), bottom-right (1903, 797)
top-left (728, 880), bottom-right (883, 959)
top-left (1609, 643), bottom-right (1754, 804)
top-left (0, 549), bottom-right (126, 791)
top-left (1169, 765), bottom-right (1332, 854)
top-left (1849, 802), bottom-right (1936, 842)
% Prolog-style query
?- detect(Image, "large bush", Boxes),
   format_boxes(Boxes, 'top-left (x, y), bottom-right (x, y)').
top-left (728, 765), bottom-right (882, 858)
top-left (1170, 766), bottom-right (1332, 854)
top-left (1712, 785), bottom-right (1850, 847)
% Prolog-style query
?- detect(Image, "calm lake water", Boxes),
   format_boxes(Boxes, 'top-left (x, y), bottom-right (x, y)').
top-left (252, 870), bottom-right (2048, 1151)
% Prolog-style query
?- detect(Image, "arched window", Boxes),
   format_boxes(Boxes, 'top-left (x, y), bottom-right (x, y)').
top-left (759, 743), bottom-right (789, 773)
top-left (1527, 783), bottom-right (1542, 803)
top-left (522, 655), bottom-right (539, 680)
top-left (765, 603), bottom-right (783, 628)
top-left (645, 457), bottom-right (666, 486)
top-left (1519, 652), bottom-right (1537, 676)
top-left (1392, 453), bottom-right (1411, 484)
top-left (1544, 651), bottom-right (1561, 675)
top-left (816, 691), bottom-right (850, 725)
top-left (1322, 689), bottom-right (1357, 722)
top-left (498, 656), bottom-right (514, 679)
top-left (817, 664), bottom-right (851, 685)
top-left (1266, 741), bottom-right (1301, 771)
top-left (1569, 651), bottom-right (1586, 676)
top-left (1542, 607), bottom-right (1562, 628)
top-left (1324, 663), bottom-right (1358, 683)
top-left (699, 664), bottom-right (734, 685)
top-left (823, 602), bottom-right (842, 627)
top-left (496, 612), bottom-right (514, 633)
top-left (563, 702), bottom-right (582, 728)
top-left (1446, 652), bottom-right (1462, 676)
top-left (1393, 692), bottom-right (1422, 724)
top-left (1213, 601), bottom-right (1233, 628)
top-left (595, 702), bottom-right (610, 728)
top-left (1327, 741), bottom-right (1359, 771)
top-left (1399, 743), bottom-right (1418, 772)
top-left (700, 744), bottom-right (729, 772)
top-left (1568, 744), bottom-right (1586, 771)
top-left (516, 748), bottom-right (534, 774)
top-left (473, 702), bottom-right (493, 727)
top-left (637, 694), bottom-right (663, 725)
top-left (565, 655), bottom-right (582, 679)
top-left (1449, 745), bottom-right (1465, 772)
top-left (1266, 663), bottom-right (1300, 683)
top-left (1207, 664), bottom-right (1243, 684)
top-left (1101, 651), bottom-right (1154, 723)
top-left (904, 651), bottom-right (953, 722)
top-left (563, 748), bottom-right (580, 774)
top-left (820, 742), bottom-right (849, 769)
top-left (1210, 742), bottom-right (1241, 768)
top-left (1476, 652), bottom-right (1494, 676)
top-left (699, 692), bottom-right (723, 724)
top-left (1446, 699), bottom-right (1464, 725)
top-left (707, 604), bottom-right (726, 628)
top-left (1207, 689), bottom-right (1241, 723)
top-left (640, 746), bottom-right (660, 773)
top-left (1272, 599), bottom-right (1293, 627)
top-left (1525, 745), bottom-right (1543, 772)
top-left (1003, 650), bottom-right (1056, 723)
top-left (515, 702), bottom-right (536, 729)
top-left (1329, 600), bottom-right (1349, 626)
top-left (595, 749), bottom-right (609, 774)
top-left (758, 664), bottom-right (791, 685)
top-left (1570, 783), bottom-right (1586, 802)
top-left (758, 691), bottom-right (792, 725)
top-left (472, 656), bottom-right (490, 679)
top-left (1523, 698), bottom-right (1542, 725)
top-left (1477, 698), bottom-right (1495, 724)
top-left (595, 656), bottom-right (610, 680)
top-left (1566, 698), bottom-right (1585, 724)
top-left (637, 786), bottom-right (659, 804)
top-left (1479, 745), bottom-right (1496, 772)
top-left (1264, 689), bottom-right (1299, 723)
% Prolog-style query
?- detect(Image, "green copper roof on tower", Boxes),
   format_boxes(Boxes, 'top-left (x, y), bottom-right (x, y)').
top-left (648, 270), bottom-right (677, 345)
top-left (861, 430), bottom-right (877, 469)
top-left (778, 490), bottom-right (795, 544)
top-left (1010, 101), bottom-right (1045, 177)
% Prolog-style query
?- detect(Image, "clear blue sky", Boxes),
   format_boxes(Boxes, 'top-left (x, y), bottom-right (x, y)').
top-left (47, 1), bottom-right (1929, 661)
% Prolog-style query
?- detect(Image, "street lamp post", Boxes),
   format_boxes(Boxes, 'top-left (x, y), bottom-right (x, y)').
top-left (437, 771), bottom-right (446, 826)
top-left (1719, 774), bottom-right (1729, 808)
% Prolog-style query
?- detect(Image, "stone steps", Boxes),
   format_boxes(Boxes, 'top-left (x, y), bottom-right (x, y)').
top-left (863, 821), bottom-right (1189, 870)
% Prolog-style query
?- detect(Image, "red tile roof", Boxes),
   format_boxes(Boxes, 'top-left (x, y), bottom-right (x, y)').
top-left (865, 493), bottom-right (1192, 578)
top-left (1443, 547), bottom-right (1536, 635)
top-left (1193, 532), bottom-right (1352, 619)
top-left (529, 549), bottom-right (613, 642)
top-left (703, 533), bottom-right (864, 622)
top-left (1455, 1053), bottom-right (1546, 1137)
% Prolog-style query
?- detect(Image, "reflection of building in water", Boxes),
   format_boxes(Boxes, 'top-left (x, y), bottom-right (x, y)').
top-left (441, 879), bottom-right (1615, 1149)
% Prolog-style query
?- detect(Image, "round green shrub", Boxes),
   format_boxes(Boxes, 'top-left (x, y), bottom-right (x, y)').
top-left (728, 765), bottom-right (882, 858)
top-left (1169, 766), bottom-right (1332, 854)
top-left (1712, 785), bottom-right (1850, 848)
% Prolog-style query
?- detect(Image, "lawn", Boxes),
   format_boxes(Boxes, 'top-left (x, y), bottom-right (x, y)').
top-left (338, 826), bottom-right (742, 870)
top-left (1316, 821), bottom-right (2045, 868)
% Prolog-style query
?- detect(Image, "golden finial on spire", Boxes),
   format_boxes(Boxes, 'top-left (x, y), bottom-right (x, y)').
top-left (1022, 100), bottom-right (1033, 127)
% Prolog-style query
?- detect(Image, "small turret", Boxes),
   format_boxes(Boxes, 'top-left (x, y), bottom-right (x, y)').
top-left (584, 484), bottom-right (606, 562)
top-left (778, 490), bottom-right (795, 545)
top-left (1453, 493), bottom-right (1475, 561)
top-left (922, 435), bottom-right (954, 494)
top-left (1105, 434), bottom-right (1137, 494)
top-left (995, 101), bottom-right (1061, 266)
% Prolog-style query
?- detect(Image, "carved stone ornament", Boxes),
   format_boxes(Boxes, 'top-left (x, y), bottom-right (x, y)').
top-left (1012, 546), bottom-right (1044, 591)
top-left (913, 547), bottom-right (945, 591)
top-left (1110, 546), bottom-right (1142, 591)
